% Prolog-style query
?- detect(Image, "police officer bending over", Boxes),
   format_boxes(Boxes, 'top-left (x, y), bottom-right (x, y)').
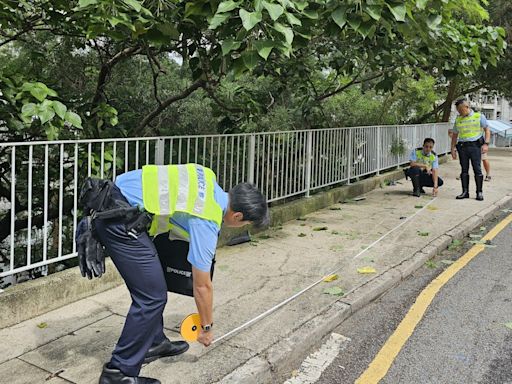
top-left (76, 164), bottom-right (269, 384)
top-left (405, 138), bottom-right (443, 197)
top-left (451, 98), bottom-right (490, 201)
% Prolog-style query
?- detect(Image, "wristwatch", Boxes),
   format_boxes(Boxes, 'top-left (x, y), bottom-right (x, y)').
top-left (484, 141), bottom-right (490, 145)
top-left (201, 323), bottom-right (213, 332)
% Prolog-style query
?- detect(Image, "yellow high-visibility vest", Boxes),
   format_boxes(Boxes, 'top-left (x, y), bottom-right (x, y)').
top-left (454, 112), bottom-right (483, 140)
top-left (415, 148), bottom-right (436, 168)
top-left (142, 164), bottom-right (223, 237)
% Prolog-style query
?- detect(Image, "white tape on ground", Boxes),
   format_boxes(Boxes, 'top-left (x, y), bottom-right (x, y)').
top-left (212, 198), bottom-right (438, 345)
top-left (283, 333), bottom-right (351, 384)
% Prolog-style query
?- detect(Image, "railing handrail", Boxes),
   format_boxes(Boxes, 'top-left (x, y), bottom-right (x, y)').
top-left (0, 122), bottom-right (451, 147)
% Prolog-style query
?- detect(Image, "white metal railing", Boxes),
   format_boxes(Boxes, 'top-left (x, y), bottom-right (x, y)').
top-left (0, 123), bottom-right (451, 279)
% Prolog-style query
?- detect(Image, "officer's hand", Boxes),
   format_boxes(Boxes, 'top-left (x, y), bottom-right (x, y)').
top-left (432, 187), bottom-right (438, 197)
top-left (451, 148), bottom-right (457, 160)
top-left (197, 330), bottom-right (214, 347)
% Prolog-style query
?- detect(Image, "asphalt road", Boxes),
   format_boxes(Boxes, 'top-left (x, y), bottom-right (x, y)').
top-left (300, 211), bottom-right (512, 384)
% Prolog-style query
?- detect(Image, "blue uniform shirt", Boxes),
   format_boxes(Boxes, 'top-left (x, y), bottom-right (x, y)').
top-left (115, 169), bottom-right (228, 272)
top-left (409, 149), bottom-right (439, 169)
top-left (451, 110), bottom-right (488, 142)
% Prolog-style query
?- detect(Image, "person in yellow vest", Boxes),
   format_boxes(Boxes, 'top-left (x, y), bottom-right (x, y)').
top-left (405, 138), bottom-right (443, 197)
top-left (451, 99), bottom-right (490, 201)
top-left (88, 164), bottom-right (268, 384)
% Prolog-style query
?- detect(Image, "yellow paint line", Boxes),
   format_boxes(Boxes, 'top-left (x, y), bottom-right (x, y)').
top-left (356, 213), bottom-right (512, 384)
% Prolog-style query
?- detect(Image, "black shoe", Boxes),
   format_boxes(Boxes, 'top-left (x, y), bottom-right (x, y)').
top-left (99, 364), bottom-right (160, 384)
top-left (456, 191), bottom-right (470, 199)
top-left (411, 174), bottom-right (421, 197)
top-left (144, 339), bottom-right (189, 364)
top-left (420, 187), bottom-right (426, 194)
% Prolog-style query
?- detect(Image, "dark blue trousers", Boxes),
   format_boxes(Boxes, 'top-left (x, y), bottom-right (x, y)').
top-left (456, 142), bottom-right (483, 176)
top-left (94, 190), bottom-right (167, 376)
top-left (406, 167), bottom-right (444, 188)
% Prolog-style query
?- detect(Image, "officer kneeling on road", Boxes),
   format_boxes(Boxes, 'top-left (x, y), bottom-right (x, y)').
top-left (404, 138), bottom-right (443, 197)
top-left (76, 163), bottom-right (269, 384)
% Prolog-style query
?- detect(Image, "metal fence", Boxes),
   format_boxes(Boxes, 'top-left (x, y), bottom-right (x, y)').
top-left (0, 123), bottom-right (451, 279)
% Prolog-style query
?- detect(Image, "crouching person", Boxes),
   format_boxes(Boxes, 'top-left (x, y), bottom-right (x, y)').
top-left (405, 138), bottom-right (443, 197)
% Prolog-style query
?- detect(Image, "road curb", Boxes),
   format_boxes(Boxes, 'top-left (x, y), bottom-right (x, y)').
top-left (215, 194), bottom-right (512, 384)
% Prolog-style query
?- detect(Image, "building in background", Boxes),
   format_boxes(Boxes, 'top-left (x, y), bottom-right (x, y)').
top-left (467, 91), bottom-right (512, 122)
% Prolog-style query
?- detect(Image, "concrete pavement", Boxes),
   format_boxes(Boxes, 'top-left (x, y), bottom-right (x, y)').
top-left (1, 150), bottom-right (511, 384)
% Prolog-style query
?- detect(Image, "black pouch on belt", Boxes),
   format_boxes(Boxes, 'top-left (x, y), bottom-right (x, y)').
top-left (153, 234), bottom-right (215, 297)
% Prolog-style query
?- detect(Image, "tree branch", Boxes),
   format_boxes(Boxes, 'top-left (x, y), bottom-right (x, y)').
top-left (202, 83), bottom-right (243, 113)
top-left (315, 68), bottom-right (383, 102)
top-left (138, 79), bottom-right (206, 131)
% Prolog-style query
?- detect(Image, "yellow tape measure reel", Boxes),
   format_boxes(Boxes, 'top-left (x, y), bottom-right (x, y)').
top-left (180, 313), bottom-right (201, 342)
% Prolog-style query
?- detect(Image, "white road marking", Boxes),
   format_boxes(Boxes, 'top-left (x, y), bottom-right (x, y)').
top-left (283, 333), bottom-right (351, 384)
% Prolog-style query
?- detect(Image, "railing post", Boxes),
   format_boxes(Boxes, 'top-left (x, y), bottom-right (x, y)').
top-left (376, 127), bottom-right (381, 175)
top-left (305, 130), bottom-right (313, 197)
top-left (248, 134), bottom-right (256, 184)
top-left (155, 138), bottom-right (165, 165)
top-left (347, 128), bottom-right (352, 184)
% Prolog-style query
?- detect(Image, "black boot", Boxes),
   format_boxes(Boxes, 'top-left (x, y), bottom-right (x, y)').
top-left (99, 363), bottom-right (160, 384)
top-left (475, 175), bottom-right (484, 201)
top-left (411, 174), bottom-right (421, 197)
top-left (456, 173), bottom-right (470, 199)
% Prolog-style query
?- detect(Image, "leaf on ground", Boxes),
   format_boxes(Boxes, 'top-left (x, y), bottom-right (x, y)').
top-left (425, 260), bottom-right (438, 269)
top-left (399, 216), bottom-right (407, 220)
top-left (417, 231), bottom-right (429, 236)
top-left (258, 234), bottom-right (272, 239)
top-left (414, 205), bottom-right (424, 209)
top-left (448, 239), bottom-right (462, 250)
top-left (37, 322), bottom-right (48, 329)
top-left (299, 223), bottom-right (306, 226)
top-left (323, 286), bottom-right (344, 296)
top-left (440, 259), bottom-right (455, 265)
top-left (330, 245), bottom-right (343, 251)
top-left (427, 205), bottom-right (438, 211)
top-left (479, 226), bottom-right (486, 231)
top-left (357, 266), bottom-right (376, 274)
top-left (331, 230), bottom-right (340, 235)
top-left (469, 234), bottom-right (481, 239)
top-left (504, 322), bottom-right (512, 330)
top-left (329, 207), bottom-right (342, 211)
top-left (298, 233), bottom-right (307, 237)
top-left (297, 217), bottom-right (307, 221)
top-left (323, 274), bottom-right (339, 282)
top-left (313, 226), bottom-right (328, 231)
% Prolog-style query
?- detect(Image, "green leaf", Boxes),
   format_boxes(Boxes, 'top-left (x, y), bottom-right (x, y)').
top-left (416, 0), bottom-right (428, 10)
top-left (221, 39), bottom-right (242, 55)
top-left (427, 14), bottom-right (442, 29)
top-left (65, 111), bottom-right (83, 128)
top-left (123, 0), bottom-right (142, 12)
top-left (297, 233), bottom-right (306, 237)
top-left (51, 100), bottom-right (67, 119)
top-left (285, 12), bottom-right (302, 26)
top-left (323, 286), bottom-right (344, 296)
top-left (79, 0), bottom-right (98, 7)
top-left (45, 125), bottom-right (59, 140)
top-left (313, 226), bottom-right (328, 231)
top-left (273, 22), bottom-right (294, 45)
top-left (110, 116), bottom-right (119, 126)
top-left (242, 50), bottom-right (259, 70)
top-left (301, 9), bottom-right (318, 19)
top-left (36, 322), bottom-right (48, 329)
top-left (417, 231), bottom-right (429, 236)
top-left (254, 40), bottom-right (275, 60)
top-left (358, 21), bottom-right (374, 38)
top-left (387, 3), bottom-right (406, 22)
top-left (30, 86), bottom-right (47, 102)
top-left (39, 108), bottom-right (55, 124)
top-left (365, 5), bottom-right (382, 21)
top-left (331, 6), bottom-right (348, 29)
top-left (263, 1), bottom-right (284, 21)
top-left (504, 322), bottom-right (512, 330)
top-left (217, 0), bottom-right (239, 13)
top-left (239, 9), bottom-right (262, 30)
top-left (21, 103), bottom-right (37, 117)
top-left (209, 13), bottom-right (231, 29)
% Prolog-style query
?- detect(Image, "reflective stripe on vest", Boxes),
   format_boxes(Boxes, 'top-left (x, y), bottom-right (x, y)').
top-left (142, 164), bottom-right (223, 236)
top-left (454, 112), bottom-right (482, 140)
top-left (415, 149), bottom-right (435, 168)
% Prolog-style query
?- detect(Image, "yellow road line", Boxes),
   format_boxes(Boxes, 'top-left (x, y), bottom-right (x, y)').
top-left (356, 213), bottom-right (512, 384)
